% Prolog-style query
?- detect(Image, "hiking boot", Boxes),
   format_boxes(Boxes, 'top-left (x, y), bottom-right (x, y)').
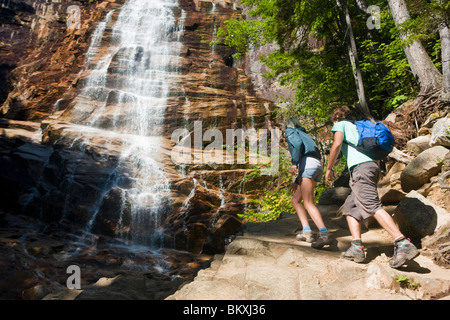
top-left (296, 230), bottom-right (314, 243)
top-left (389, 237), bottom-right (420, 269)
top-left (311, 231), bottom-right (336, 249)
top-left (341, 240), bottom-right (366, 263)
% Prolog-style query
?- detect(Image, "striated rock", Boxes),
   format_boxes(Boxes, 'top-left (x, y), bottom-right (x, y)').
top-left (400, 146), bottom-right (450, 192)
top-left (0, 0), bottom-right (278, 256)
top-left (0, 0), bottom-right (282, 299)
top-left (0, 130), bottom-right (53, 213)
top-left (164, 178), bottom-right (248, 254)
top-left (1, 0), bottom-right (125, 120)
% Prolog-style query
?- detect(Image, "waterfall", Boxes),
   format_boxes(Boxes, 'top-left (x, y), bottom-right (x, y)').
top-left (66, 0), bottom-right (185, 247)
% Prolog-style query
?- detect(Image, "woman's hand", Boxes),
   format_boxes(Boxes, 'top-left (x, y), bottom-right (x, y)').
top-left (289, 165), bottom-right (297, 175)
top-left (325, 168), bottom-right (334, 187)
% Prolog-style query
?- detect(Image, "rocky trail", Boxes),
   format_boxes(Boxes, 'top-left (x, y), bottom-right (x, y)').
top-left (2, 195), bottom-right (449, 301)
top-left (1, 0), bottom-right (450, 303)
top-left (167, 205), bottom-right (450, 300)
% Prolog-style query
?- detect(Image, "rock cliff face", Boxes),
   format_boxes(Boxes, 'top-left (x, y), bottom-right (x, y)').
top-left (0, 0), bottom-right (282, 299)
top-left (0, 0), bottom-right (120, 119)
top-left (0, 0), bottom-right (277, 258)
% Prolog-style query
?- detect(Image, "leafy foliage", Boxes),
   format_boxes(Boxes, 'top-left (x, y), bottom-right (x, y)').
top-left (238, 189), bottom-right (294, 222)
top-left (216, 0), bottom-right (447, 222)
top-left (214, 0), bottom-right (445, 123)
top-left (395, 276), bottom-right (421, 290)
top-left (238, 140), bottom-right (347, 223)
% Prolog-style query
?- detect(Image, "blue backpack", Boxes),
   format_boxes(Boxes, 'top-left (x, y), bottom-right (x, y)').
top-left (347, 120), bottom-right (395, 160)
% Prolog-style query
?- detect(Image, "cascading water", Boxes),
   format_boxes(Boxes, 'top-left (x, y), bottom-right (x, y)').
top-left (65, 0), bottom-right (185, 247)
top-left (0, 0), bottom-right (279, 299)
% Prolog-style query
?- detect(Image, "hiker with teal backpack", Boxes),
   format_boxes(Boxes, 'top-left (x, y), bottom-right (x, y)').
top-left (284, 118), bottom-right (336, 249)
top-left (325, 106), bottom-right (419, 268)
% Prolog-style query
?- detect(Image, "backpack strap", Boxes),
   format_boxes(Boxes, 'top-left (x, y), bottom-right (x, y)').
top-left (339, 120), bottom-right (358, 148)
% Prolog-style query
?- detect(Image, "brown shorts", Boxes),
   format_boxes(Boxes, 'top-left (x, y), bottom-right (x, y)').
top-left (343, 161), bottom-right (383, 221)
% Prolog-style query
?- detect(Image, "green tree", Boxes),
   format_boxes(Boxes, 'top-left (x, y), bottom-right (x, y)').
top-left (214, 0), bottom-right (444, 124)
top-left (387, 0), bottom-right (442, 96)
top-left (403, 0), bottom-right (450, 101)
top-left (215, 0), bottom-right (360, 124)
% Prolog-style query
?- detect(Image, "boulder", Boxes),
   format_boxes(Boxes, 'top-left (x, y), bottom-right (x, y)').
top-left (406, 135), bottom-right (431, 156)
top-left (390, 171), bottom-right (402, 189)
top-left (333, 170), bottom-right (350, 188)
top-left (418, 111), bottom-right (448, 135)
top-left (378, 187), bottom-right (406, 204)
top-left (318, 187), bottom-right (351, 205)
top-left (379, 162), bottom-right (405, 188)
top-left (394, 190), bottom-right (450, 238)
top-left (430, 116), bottom-right (450, 148)
top-left (400, 146), bottom-right (450, 192)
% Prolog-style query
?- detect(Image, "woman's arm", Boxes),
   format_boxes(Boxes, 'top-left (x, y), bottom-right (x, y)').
top-left (325, 131), bottom-right (344, 186)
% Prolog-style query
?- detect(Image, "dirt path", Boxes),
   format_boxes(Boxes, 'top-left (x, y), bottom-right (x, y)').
top-left (167, 205), bottom-right (450, 300)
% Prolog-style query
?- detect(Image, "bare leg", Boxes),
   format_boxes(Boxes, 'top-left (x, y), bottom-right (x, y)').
top-left (346, 215), bottom-right (361, 240)
top-left (291, 185), bottom-right (310, 228)
top-left (300, 177), bottom-right (326, 230)
top-left (373, 208), bottom-right (403, 239)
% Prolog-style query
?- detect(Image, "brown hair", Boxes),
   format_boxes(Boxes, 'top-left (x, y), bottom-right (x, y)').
top-left (330, 106), bottom-right (351, 122)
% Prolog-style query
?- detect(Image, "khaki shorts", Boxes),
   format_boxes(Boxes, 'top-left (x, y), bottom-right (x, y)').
top-left (343, 161), bottom-right (383, 221)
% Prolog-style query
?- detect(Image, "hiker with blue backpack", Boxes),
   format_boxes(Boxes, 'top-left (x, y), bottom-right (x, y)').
top-left (284, 118), bottom-right (336, 249)
top-left (325, 106), bottom-right (419, 268)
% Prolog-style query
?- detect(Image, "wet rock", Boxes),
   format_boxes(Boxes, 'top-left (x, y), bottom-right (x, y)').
top-left (203, 214), bottom-right (242, 254)
top-left (0, 1), bottom-right (281, 302)
top-left (21, 284), bottom-right (50, 300)
top-left (92, 187), bottom-right (132, 238)
top-left (1, 0), bottom-right (124, 120)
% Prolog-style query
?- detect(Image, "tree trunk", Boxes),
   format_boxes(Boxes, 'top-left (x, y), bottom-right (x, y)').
top-left (387, 0), bottom-right (442, 95)
top-left (439, 22), bottom-right (450, 101)
top-left (336, 0), bottom-right (374, 121)
top-left (354, 0), bottom-right (368, 13)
